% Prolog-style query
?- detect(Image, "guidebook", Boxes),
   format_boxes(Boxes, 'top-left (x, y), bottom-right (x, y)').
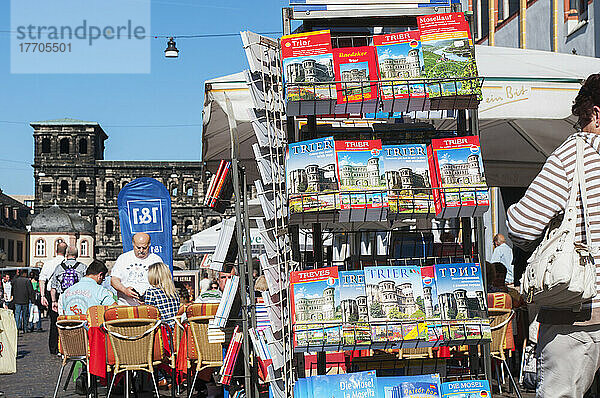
top-left (281, 30), bottom-right (336, 115)
top-left (364, 266), bottom-right (427, 345)
top-left (333, 46), bottom-right (379, 112)
top-left (374, 30), bottom-right (427, 113)
top-left (417, 12), bottom-right (479, 106)
top-left (427, 135), bottom-right (489, 218)
top-left (441, 380), bottom-right (490, 398)
top-left (287, 136), bottom-right (339, 214)
top-left (311, 371), bottom-right (377, 398)
top-left (335, 140), bottom-right (387, 221)
top-left (378, 374), bottom-right (441, 398)
top-left (290, 266), bottom-right (342, 350)
top-left (435, 263), bottom-right (487, 321)
top-left (340, 270), bottom-right (371, 345)
top-left (383, 144), bottom-right (433, 217)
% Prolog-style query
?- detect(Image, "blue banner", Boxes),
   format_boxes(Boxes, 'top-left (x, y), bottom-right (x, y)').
top-left (117, 177), bottom-right (173, 271)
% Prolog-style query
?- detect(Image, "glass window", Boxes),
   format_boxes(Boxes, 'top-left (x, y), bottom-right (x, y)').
top-left (7, 240), bottom-right (14, 262)
top-left (60, 180), bottom-right (69, 196)
top-left (41, 138), bottom-right (51, 153)
top-left (35, 239), bottom-right (45, 257)
top-left (106, 220), bottom-right (114, 235)
top-left (59, 138), bottom-right (69, 154)
top-left (80, 240), bottom-right (89, 257)
top-left (16, 241), bottom-right (23, 263)
top-left (106, 181), bottom-right (114, 198)
top-left (78, 138), bottom-right (88, 154)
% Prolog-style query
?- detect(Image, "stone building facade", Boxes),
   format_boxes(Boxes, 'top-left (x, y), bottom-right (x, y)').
top-left (31, 118), bottom-right (226, 267)
top-left (0, 189), bottom-right (31, 268)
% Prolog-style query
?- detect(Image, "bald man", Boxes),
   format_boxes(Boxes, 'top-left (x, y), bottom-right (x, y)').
top-left (490, 233), bottom-right (514, 284)
top-left (111, 233), bottom-right (162, 305)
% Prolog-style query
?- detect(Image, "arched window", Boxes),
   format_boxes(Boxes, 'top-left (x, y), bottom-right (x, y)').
top-left (185, 220), bottom-right (193, 233)
top-left (171, 184), bottom-right (178, 197)
top-left (106, 181), bottom-right (114, 199)
top-left (54, 238), bottom-right (65, 256)
top-left (41, 138), bottom-right (51, 153)
top-left (78, 138), bottom-right (88, 154)
top-left (186, 185), bottom-right (194, 197)
top-left (106, 220), bottom-right (114, 235)
top-left (59, 138), bottom-right (69, 154)
top-left (78, 181), bottom-right (87, 198)
top-left (60, 180), bottom-right (69, 196)
top-left (80, 240), bottom-right (89, 257)
top-left (35, 238), bottom-right (45, 257)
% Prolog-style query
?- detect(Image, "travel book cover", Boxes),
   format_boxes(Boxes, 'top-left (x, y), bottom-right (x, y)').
top-left (417, 12), bottom-right (479, 99)
top-left (374, 30), bottom-right (426, 101)
top-left (333, 46), bottom-right (379, 104)
top-left (290, 266), bottom-right (342, 349)
top-left (312, 371), bottom-right (377, 398)
top-left (339, 270), bottom-right (370, 345)
top-left (383, 144), bottom-right (433, 216)
top-left (281, 30), bottom-right (335, 101)
top-left (287, 136), bottom-right (339, 213)
top-left (364, 266), bottom-right (427, 344)
top-left (336, 140), bottom-right (387, 211)
top-left (435, 263), bottom-right (487, 321)
top-left (441, 380), bottom-right (490, 398)
top-left (427, 136), bottom-right (489, 218)
top-left (378, 374), bottom-right (441, 398)
top-left (401, 381), bottom-right (441, 398)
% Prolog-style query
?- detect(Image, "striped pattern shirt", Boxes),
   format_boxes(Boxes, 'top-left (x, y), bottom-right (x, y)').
top-left (507, 132), bottom-right (600, 325)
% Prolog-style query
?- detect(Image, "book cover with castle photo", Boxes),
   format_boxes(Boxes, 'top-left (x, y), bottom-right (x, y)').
top-left (364, 266), bottom-right (429, 344)
top-left (427, 136), bottom-right (489, 218)
top-left (339, 270), bottom-right (371, 346)
top-left (417, 12), bottom-right (479, 99)
top-left (374, 30), bottom-right (426, 105)
top-left (336, 140), bottom-right (387, 211)
top-left (287, 136), bottom-right (339, 214)
top-left (435, 263), bottom-right (487, 321)
top-left (383, 144), bottom-right (434, 216)
top-left (290, 266), bottom-right (342, 349)
top-left (333, 46), bottom-right (379, 104)
top-left (281, 30), bottom-right (336, 102)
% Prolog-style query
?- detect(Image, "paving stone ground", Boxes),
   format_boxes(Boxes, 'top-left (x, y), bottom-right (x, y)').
top-left (0, 318), bottom-right (531, 398)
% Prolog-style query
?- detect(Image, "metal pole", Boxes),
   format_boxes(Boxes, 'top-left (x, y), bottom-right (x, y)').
top-left (225, 96), bottom-right (253, 398)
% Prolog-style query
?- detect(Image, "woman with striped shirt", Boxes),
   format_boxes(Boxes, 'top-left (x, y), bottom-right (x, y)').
top-left (507, 74), bottom-right (600, 397)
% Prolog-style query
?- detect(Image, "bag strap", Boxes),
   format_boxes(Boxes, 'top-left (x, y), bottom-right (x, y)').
top-left (576, 136), bottom-right (593, 248)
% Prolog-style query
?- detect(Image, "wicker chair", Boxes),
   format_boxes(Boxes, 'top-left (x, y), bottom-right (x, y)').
top-left (54, 315), bottom-right (89, 398)
top-left (489, 307), bottom-right (522, 398)
top-left (185, 303), bottom-right (223, 398)
top-left (103, 305), bottom-right (163, 398)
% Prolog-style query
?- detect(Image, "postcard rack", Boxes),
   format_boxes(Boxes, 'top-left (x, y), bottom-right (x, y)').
top-left (274, 3), bottom-right (495, 397)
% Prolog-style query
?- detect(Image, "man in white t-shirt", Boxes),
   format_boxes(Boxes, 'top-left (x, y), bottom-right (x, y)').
top-left (110, 232), bottom-right (162, 306)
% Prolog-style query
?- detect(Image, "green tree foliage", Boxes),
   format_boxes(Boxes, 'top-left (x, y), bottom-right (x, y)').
top-left (416, 297), bottom-right (425, 312)
top-left (370, 301), bottom-right (385, 318)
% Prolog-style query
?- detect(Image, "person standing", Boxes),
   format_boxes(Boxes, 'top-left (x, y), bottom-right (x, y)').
top-left (507, 74), bottom-right (600, 398)
top-left (110, 232), bottom-right (162, 306)
top-left (2, 274), bottom-right (12, 310)
top-left (12, 270), bottom-right (34, 333)
top-left (490, 233), bottom-right (514, 284)
top-left (49, 246), bottom-right (88, 314)
top-left (28, 272), bottom-right (43, 332)
top-left (59, 259), bottom-right (116, 316)
top-left (39, 241), bottom-right (67, 354)
top-left (200, 271), bottom-right (211, 293)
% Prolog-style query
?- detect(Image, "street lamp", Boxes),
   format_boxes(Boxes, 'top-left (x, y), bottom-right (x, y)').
top-left (165, 37), bottom-right (179, 58)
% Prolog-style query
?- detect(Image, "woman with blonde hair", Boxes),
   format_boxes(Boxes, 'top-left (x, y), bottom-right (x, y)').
top-left (144, 262), bottom-right (180, 327)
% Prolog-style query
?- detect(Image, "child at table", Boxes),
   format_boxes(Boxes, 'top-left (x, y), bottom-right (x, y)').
top-left (144, 262), bottom-right (180, 328)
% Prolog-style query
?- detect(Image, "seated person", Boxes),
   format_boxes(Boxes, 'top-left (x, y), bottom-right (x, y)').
top-left (59, 260), bottom-right (116, 316)
top-left (491, 262), bottom-right (523, 307)
top-left (143, 262), bottom-right (180, 328)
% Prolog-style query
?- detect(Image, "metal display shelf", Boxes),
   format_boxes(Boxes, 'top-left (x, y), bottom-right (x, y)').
top-left (288, 5), bottom-right (456, 20)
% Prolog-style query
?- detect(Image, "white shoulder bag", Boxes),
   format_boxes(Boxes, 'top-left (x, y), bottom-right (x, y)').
top-left (522, 136), bottom-right (597, 310)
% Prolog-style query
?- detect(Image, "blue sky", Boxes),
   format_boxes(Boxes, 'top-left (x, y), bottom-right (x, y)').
top-left (0, 0), bottom-right (288, 195)
top-left (293, 278), bottom-right (339, 306)
top-left (364, 266), bottom-right (424, 298)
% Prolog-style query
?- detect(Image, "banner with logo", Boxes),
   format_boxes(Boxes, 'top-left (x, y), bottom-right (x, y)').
top-left (117, 177), bottom-right (173, 271)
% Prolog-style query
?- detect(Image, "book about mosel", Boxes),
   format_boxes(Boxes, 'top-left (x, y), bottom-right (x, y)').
top-left (333, 46), bottom-right (379, 104)
top-left (383, 144), bottom-right (433, 215)
top-left (336, 140), bottom-right (387, 210)
top-left (378, 374), bottom-right (441, 398)
top-left (374, 30), bottom-right (426, 100)
top-left (427, 136), bottom-right (489, 217)
top-left (417, 12), bottom-right (479, 98)
top-left (311, 371), bottom-right (377, 398)
top-left (287, 136), bottom-right (339, 213)
top-left (281, 30), bottom-right (336, 101)
top-left (340, 270), bottom-right (371, 345)
top-left (434, 263), bottom-right (487, 321)
top-left (290, 266), bottom-right (342, 348)
top-left (441, 380), bottom-right (490, 398)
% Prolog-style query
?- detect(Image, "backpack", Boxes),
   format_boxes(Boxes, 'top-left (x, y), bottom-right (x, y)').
top-left (59, 261), bottom-right (81, 291)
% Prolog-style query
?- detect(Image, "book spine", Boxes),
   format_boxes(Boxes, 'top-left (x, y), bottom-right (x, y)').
top-left (207, 160), bottom-right (226, 207)
top-left (427, 144), bottom-right (443, 216)
top-left (211, 162), bottom-right (231, 208)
